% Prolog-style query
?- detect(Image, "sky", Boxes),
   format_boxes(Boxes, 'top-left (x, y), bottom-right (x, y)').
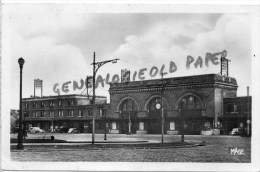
top-left (2, 4), bottom-right (252, 109)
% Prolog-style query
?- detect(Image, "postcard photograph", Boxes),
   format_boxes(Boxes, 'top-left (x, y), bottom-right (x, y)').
top-left (1, 2), bottom-right (260, 171)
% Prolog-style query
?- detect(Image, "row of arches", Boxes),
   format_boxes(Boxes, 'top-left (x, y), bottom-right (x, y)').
top-left (117, 92), bottom-right (206, 112)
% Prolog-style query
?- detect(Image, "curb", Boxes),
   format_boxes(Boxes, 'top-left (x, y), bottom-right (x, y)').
top-left (11, 141), bottom-right (206, 152)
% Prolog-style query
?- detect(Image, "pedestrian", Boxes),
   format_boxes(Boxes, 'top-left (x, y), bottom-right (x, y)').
top-left (23, 128), bottom-right (27, 139)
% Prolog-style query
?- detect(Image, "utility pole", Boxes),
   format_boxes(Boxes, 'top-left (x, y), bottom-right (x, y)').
top-left (161, 74), bottom-right (164, 143)
top-left (91, 52), bottom-right (119, 145)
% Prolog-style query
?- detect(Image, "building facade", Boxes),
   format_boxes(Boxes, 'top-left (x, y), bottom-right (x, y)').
top-left (220, 96), bottom-right (252, 135)
top-left (20, 74), bottom-right (250, 135)
top-left (22, 94), bottom-right (109, 133)
top-left (108, 74), bottom-right (238, 135)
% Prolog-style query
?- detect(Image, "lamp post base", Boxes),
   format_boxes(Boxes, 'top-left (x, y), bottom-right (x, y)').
top-left (17, 143), bottom-right (24, 150)
top-left (181, 135), bottom-right (184, 142)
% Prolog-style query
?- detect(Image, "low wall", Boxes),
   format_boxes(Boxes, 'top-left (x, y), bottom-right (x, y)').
top-left (167, 130), bottom-right (179, 135)
top-left (136, 130), bottom-right (147, 135)
top-left (110, 129), bottom-right (119, 134)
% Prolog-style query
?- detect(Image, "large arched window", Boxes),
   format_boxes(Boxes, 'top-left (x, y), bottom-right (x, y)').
top-left (178, 95), bottom-right (205, 134)
top-left (119, 99), bottom-right (138, 112)
top-left (178, 95), bottom-right (205, 118)
top-left (119, 98), bottom-right (138, 119)
top-left (180, 95), bottom-right (202, 109)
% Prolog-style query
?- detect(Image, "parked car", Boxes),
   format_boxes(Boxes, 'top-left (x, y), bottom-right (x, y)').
top-left (230, 128), bottom-right (239, 135)
top-left (54, 126), bottom-right (69, 133)
top-left (230, 128), bottom-right (245, 136)
top-left (68, 128), bottom-right (80, 134)
top-left (28, 127), bottom-right (45, 134)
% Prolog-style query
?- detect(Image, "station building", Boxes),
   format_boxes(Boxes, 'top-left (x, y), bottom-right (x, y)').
top-left (108, 74), bottom-right (238, 135)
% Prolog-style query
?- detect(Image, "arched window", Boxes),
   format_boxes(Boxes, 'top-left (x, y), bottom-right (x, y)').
top-left (120, 99), bottom-right (137, 112)
top-left (180, 95), bottom-right (202, 109)
top-left (58, 101), bottom-right (62, 107)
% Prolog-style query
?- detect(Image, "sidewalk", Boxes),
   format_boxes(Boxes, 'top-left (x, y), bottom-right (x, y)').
top-left (11, 133), bottom-right (213, 143)
top-left (10, 133), bottom-right (205, 150)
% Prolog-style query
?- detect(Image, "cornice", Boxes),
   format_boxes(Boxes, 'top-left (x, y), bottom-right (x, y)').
top-left (110, 84), bottom-right (237, 94)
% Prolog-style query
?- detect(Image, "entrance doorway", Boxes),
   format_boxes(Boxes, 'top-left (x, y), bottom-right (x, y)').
top-left (119, 98), bottom-right (138, 134)
top-left (179, 95), bottom-right (204, 135)
top-left (148, 97), bottom-right (166, 134)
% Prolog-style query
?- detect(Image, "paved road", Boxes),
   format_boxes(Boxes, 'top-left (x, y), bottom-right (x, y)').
top-left (11, 134), bottom-right (250, 162)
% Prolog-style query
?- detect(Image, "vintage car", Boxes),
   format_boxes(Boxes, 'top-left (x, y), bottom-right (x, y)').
top-left (68, 128), bottom-right (80, 134)
top-left (28, 127), bottom-right (45, 134)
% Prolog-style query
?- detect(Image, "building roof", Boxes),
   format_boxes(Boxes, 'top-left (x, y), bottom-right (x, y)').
top-left (109, 74), bottom-right (237, 93)
top-left (22, 94), bottom-right (106, 101)
top-left (223, 96), bottom-right (252, 101)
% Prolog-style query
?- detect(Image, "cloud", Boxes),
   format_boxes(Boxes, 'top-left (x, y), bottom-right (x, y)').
top-left (7, 29), bottom-right (90, 109)
top-left (4, 6), bottom-right (251, 109)
top-left (112, 14), bottom-right (251, 95)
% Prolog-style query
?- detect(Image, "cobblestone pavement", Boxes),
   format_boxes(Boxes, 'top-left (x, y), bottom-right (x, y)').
top-left (11, 134), bottom-right (250, 162)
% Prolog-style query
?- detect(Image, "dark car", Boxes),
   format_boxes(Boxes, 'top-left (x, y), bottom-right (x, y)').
top-left (54, 126), bottom-right (69, 133)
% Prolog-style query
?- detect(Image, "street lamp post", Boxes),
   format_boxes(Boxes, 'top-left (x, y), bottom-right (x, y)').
top-left (161, 74), bottom-right (164, 144)
top-left (104, 109), bottom-right (107, 140)
top-left (91, 52), bottom-right (119, 145)
top-left (17, 57), bottom-right (25, 150)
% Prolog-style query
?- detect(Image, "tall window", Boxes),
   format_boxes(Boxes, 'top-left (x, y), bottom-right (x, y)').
top-left (99, 108), bottom-right (106, 117)
top-left (180, 95), bottom-right (202, 109)
top-left (68, 100), bottom-right (74, 106)
top-left (233, 104), bottom-right (238, 112)
top-left (32, 112), bottom-right (37, 118)
top-left (188, 96), bottom-right (194, 109)
top-left (50, 101), bottom-right (55, 107)
top-left (49, 111), bottom-right (54, 118)
top-left (87, 109), bottom-right (92, 116)
top-left (58, 110), bottom-right (64, 117)
top-left (33, 102), bottom-right (38, 108)
top-left (41, 102), bottom-right (45, 108)
top-left (78, 109), bottom-right (84, 117)
top-left (68, 110), bottom-right (74, 117)
top-left (120, 99), bottom-right (137, 112)
top-left (40, 111), bottom-right (45, 118)
top-left (58, 101), bottom-right (62, 107)
top-left (25, 103), bottom-right (29, 109)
